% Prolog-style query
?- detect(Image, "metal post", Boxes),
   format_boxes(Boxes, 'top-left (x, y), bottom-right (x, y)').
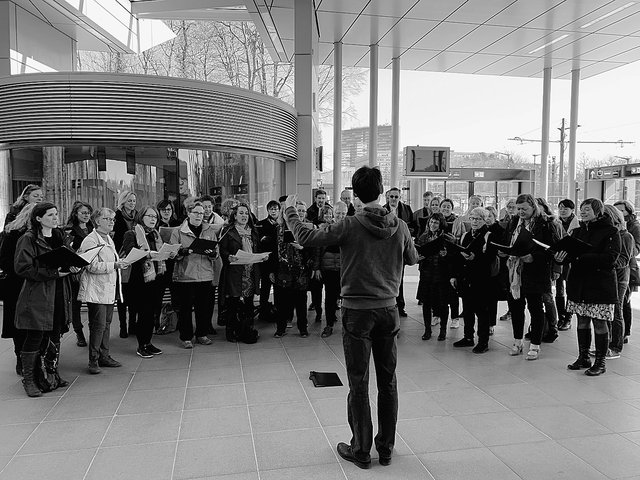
top-left (558, 118), bottom-right (565, 197)
top-left (333, 42), bottom-right (343, 197)
top-left (540, 67), bottom-right (552, 199)
top-left (390, 56), bottom-right (400, 188)
top-left (369, 44), bottom-right (378, 168)
top-left (568, 69), bottom-right (580, 203)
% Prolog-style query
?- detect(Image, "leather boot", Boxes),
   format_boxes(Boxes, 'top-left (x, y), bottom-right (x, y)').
top-left (53, 343), bottom-right (69, 388)
top-left (16, 354), bottom-right (22, 376)
top-left (20, 351), bottom-right (42, 397)
top-left (585, 333), bottom-right (608, 376)
top-left (568, 329), bottom-right (592, 370)
top-left (225, 301), bottom-right (238, 343)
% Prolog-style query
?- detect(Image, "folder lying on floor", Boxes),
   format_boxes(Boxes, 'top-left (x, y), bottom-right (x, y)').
top-left (309, 371), bottom-right (343, 387)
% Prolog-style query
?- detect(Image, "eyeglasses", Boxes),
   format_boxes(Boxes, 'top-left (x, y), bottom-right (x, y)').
top-left (160, 208), bottom-right (172, 212)
top-left (144, 214), bottom-right (158, 219)
top-left (389, 195), bottom-right (399, 199)
top-left (78, 211), bottom-right (91, 216)
top-left (191, 211), bottom-right (205, 216)
top-left (102, 217), bottom-right (116, 222)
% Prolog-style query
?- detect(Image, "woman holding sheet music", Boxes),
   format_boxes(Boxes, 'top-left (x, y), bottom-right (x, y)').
top-left (121, 206), bottom-right (174, 358)
top-left (14, 202), bottom-right (73, 396)
top-left (64, 201), bottom-right (94, 347)
top-left (503, 194), bottom-right (562, 361)
top-left (416, 213), bottom-right (451, 341)
top-left (77, 208), bottom-right (129, 374)
top-left (218, 203), bottom-right (262, 344)
top-left (169, 201), bottom-right (221, 349)
top-left (556, 199), bottom-right (621, 376)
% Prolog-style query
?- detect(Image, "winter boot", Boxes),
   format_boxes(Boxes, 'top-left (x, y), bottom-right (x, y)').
top-left (568, 329), bottom-right (592, 370)
top-left (20, 351), bottom-right (42, 397)
top-left (585, 333), bottom-right (608, 376)
top-left (75, 329), bottom-right (87, 347)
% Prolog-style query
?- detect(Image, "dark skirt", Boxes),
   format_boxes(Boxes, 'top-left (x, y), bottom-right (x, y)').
top-left (417, 273), bottom-right (449, 308)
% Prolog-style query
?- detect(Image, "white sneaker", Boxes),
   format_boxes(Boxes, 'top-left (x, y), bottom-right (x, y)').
top-left (450, 318), bottom-right (460, 329)
top-left (526, 348), bottom-right (540, 361)
top-left (431, 316), bottom-right (440, 326)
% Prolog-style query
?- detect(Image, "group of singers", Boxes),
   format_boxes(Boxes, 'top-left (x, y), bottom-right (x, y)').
top-left (1, 183), bottom-right (636, 398)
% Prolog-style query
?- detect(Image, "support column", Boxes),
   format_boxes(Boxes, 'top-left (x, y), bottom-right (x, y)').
top-left (390, 56), bottom-right (400, 188)
top-left (369, 44), bottom-right (378, 167)
top-left (332, 41), bottom-right (342, 197)
top-left (293, 0), bottom-right (317, 203)
top-left (568, 68), bottom-right (580, 203)
top-left (540, 67), bottom-right (552, 199)
top-left (0, 1), bottom-right (12, 77)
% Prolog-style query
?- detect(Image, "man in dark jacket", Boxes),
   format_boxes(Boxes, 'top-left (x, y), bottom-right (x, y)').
top-left (285, 166), bottom-right (418, 470)
top-left (306, 189), bottom-right (329, 225)
top-left (256, 200), bottom-right (280, 320)
top-left (384, 187), bottom-right (415, 316)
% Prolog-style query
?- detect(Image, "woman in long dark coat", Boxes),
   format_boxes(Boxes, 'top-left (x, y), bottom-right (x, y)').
top-left (14, 202), bottom-right (73, 397)
top-left (218, 203), bottom-right (263, 343)
top-left (557, 198), bottom-right (621, 376)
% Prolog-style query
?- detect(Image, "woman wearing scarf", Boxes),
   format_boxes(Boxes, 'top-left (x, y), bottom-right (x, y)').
top-left (439, 198), bottom-right (461, 328)
top-left (504, 194), bottom-right (561, 360)
top-left (556, 199), bottom-right (581, 331)
top-left (219, 203), bottom-right (262, 343)
top-left (113, 190), bottom-right (138, 338)
top-left (121, 206), bottom-right (173, 358)
top-left (416, 213), bottom-right (451, 341)
top-left (556, 199), bottom-right (621, 376)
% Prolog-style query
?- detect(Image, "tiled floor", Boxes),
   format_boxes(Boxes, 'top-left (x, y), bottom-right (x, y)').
top-left (2, 267), bottom-right (640, 479)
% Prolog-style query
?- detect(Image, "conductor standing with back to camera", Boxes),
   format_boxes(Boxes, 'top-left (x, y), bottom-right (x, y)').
top-left (284, 166), bottom-right (418, 470)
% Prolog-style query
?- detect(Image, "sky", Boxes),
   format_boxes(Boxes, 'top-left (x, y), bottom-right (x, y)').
top-left (320, 60), bottom-right (640, 166)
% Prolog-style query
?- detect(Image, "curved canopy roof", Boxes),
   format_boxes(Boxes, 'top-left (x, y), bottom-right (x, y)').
top-left (131, 0), bottom-right (640, 79)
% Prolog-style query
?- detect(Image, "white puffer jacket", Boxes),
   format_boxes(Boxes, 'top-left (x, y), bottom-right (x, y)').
top-left (77, 230), bottom-right (123, 304)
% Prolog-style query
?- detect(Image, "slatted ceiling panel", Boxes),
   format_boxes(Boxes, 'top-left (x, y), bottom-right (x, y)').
top-left (580, 35), bottom-right (640, 62)
top-left (474, 54), bottom-right (535, 75)
top-left (480, 27), bottom-right (556, 55)
top-left (379, 18), bottom-right (440, 49)
top-left (446, 52), bottom-right (508, 73)
top-left (417, 51), bottom-right (471, 71)
top-left (597, 10), bottom-right (640, 35)
top-left (340, 14), bottom-right (400, 46)
top-left (609, 45), bottom-right (640, 63)
top-left (0, 75), bottom-right (298, 158)
top-left (447, 0), bottom-right (519, 24)
top-left (402, 0), bottom-right (468, 21)
top-left (448, 24), bottom-right (516, 53)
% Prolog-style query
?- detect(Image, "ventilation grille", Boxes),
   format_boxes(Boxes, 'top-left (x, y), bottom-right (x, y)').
top-left (0, 74), bottom-right (297, 159)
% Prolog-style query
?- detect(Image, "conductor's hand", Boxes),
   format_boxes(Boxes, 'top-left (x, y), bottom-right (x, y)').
top-left (291, 242), bottom-right (303, 250)
top-left (57, 268), bottom-right (70, 277)
top-left (554, 251), bottom-right (568, 263)
top-left (69, 266), bottom-right (81, 274)
top-left (521, 254), bottom-right (534, 263)
top-left (229, 255), bottom-right (238, 263)
top-left (285, 194), bottom-right (298, 211)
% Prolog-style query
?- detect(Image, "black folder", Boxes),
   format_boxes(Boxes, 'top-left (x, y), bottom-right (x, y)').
top-left (36, 246), bottom-right (90, 269)
top-left (533, 236), bottom-right (592, 258)
top-left (445, 233), bottom-right (486, 255)
top-left (188, 238), bottom-right (218, 255)
top-left (490, 229), bottom-right (538, 257)
top-left (416, 236), bottom-right (446, 257)
top-left (309, 371), bottom-right (343, 387)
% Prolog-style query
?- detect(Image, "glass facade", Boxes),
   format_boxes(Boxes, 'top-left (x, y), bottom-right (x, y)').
top-left (0, 146), bottom-right (285, 222)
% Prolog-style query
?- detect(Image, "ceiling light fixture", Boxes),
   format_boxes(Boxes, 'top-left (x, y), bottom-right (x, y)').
top-left (528, 34), bottom-right (570, 54)
top-left (581, 2), bottom-right (636, 28)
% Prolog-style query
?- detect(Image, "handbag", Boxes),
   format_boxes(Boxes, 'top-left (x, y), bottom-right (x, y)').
top-left (34, 340), bottom-right (60, 393)
top-left (156, 303), bottom-right (178, 334)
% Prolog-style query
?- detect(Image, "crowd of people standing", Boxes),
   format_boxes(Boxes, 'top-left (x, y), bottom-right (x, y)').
top-left (0, 180), bottom-right (637, 400)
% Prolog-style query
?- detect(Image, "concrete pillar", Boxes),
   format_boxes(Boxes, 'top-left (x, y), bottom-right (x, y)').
top-left (568, 68), bottom-right (580, 203)
top-left (540, 67), bottom-right (552, 199)
top-left (390, 56), bottom-right (400, 188)
top-left (333, 41), bottom-right (342, 196)
top-left (0, 1), bottom-right (12, 77)
top-left (369, 43), bottom-right (378, 167)
top-left (293, 0), bottom-right (317, 203)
